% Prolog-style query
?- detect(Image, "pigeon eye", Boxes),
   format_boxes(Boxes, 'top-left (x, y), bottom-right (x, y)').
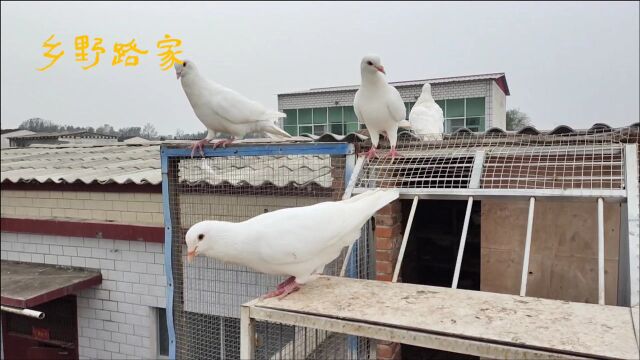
top-left (366, 61), bottom-right (373, 66)
top-left (197, 234), bottom-right (204, 241)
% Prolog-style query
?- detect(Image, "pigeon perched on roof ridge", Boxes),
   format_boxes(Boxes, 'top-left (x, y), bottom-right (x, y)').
top-left (185, 188), bottom-right (399, 299)
top-left (353, 55), bottom-right (407, 160)
top-left (175, 59), bottom-right (290, 157)
top-left (409, 83), bottom-right (444, 140)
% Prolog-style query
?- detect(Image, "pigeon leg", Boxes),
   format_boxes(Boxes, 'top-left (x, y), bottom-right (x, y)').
top-left (385, 146), bottom-right (401, 160)
top-left (276, 281), bottom-right (301, 300)
top-left (276, 276), bottom-right (296, 290)
top-left (212, 137), bottom-right (236, 149)
top-left (261, 281), bottom-right (301, 300)
top-left (359, 147), bottom-right (378, 159)
top-left (189, 138), bottom-right (210, 158)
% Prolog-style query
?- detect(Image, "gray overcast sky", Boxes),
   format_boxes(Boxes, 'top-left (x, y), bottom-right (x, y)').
top-left (1, 1), bottom-right (638, 135)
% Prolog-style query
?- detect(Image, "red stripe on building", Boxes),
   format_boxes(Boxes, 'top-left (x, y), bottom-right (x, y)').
top-left (1, 218), bottom-right (164, 243)
top-left (1, 181), bottom-right (162, 193)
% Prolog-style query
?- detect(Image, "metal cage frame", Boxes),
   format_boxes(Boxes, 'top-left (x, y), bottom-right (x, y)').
top-left (239, 138), bottom-right (639, 360)
top-left (161, 142), bottom-right (359, 359)
top-left (349, 142), bottom-right (639, 308)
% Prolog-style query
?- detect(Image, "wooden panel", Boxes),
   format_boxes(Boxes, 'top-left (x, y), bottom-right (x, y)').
top-left (481, 200), bottom-right (620, 304)
top-left (252, 276), bottom-right (638, 359)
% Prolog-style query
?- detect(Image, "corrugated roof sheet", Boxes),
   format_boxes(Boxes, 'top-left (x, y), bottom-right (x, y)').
top-left (7, 131), bottom-right (117, 139)
top-left (279, 72), bottom-right (509, 95)
top-left (178, 155), bottom-right (335, 187)
top-left (1, 144), bottom-right (162, 185)
top-left (1, 123), bottom-right (636, 186)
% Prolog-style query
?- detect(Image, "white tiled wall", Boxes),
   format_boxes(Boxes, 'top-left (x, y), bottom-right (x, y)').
top-left (0, 191), bottom-right (163, 225)
top-left (277, 80), bottom-right (503, 129)
top-left (0, 232), bottom-right (167, 360)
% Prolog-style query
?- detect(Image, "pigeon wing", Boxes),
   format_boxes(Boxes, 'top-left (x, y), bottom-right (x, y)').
top-left (386, 86), bottom-right (407, 123)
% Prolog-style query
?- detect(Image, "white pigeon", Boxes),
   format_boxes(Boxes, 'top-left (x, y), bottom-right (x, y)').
top-left (409, 83), bottom-right (444, 140)
top-left (185, 188), bottom-right (399, 299)
top-left (353, 55), bottom-right (409, 160)
top-left (175, 59), bottom-right (291, 157)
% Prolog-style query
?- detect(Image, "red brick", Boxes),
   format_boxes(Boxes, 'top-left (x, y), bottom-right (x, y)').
top-left (374, 214), bottom-right (401, 226)
top-left (377, 343), bottom-right (401, 360)
top-left (377, 344), bottom-right (394, 359)
top-left (376, 260), bottom-right (393, 274)
top-left (376, 273), bottom-right (392, 282)
top-left (376, 236), bottom-right (395, 250)
top-left (376, 250), bottom-right (394, 262)
top-left (375, 224), bottom-right (401, 238)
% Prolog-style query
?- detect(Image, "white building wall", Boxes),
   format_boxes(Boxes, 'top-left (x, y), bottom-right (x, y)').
top-left (1, 130), bottom-right (35, 148)
top-left (491, 81), bottom-right (507, 130)
top-left (277, 80), bottom-right (501, 129)
top-left (0, 232), bottom-right (166, 360)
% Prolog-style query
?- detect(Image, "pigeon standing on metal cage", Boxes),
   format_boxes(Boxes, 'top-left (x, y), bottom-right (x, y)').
top-left (409, 83), bottom-right (444, 141)
top-left (354, 55), bottom-right (411, 160)
top-left (174, 59), bottom-right (291, 157)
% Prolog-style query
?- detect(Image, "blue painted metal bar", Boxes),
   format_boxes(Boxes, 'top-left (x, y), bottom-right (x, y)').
top-left (160, 146), bottom-right (177, 359)
top-left (161, 142), bottom-right (354, 358)
top-left (343, 151), bottom-right (359, 358)
top-left (162, 142), bottom-right (352, 158)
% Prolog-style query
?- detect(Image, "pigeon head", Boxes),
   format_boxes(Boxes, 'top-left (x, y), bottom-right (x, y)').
top-left (360, 55), bottom-right (385, 75)
top-left (185, 220), bottom-right (214, 262)
top-left (174, 58), bottom-right (196, 80)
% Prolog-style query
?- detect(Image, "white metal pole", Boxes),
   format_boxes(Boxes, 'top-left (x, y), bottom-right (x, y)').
top-left (0, 305), bottom-right (45, 319)
top-left (240, 306), bottom-right (256, 360)
top-left (623, 144), bottom-right (639, 307)
top-left (520, 197), bottom-right (536, 297)
top-left (598, 197), bottom-right (605, 305)
top-left (393, 196), bottom-right (419, 283)
top-left (452, 197), bottom-right (474, 289)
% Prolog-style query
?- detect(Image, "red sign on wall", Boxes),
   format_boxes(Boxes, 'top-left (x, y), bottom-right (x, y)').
top-left (32, 326), bottom-right (50, 341)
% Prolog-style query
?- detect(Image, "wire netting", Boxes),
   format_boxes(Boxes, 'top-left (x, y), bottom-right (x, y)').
top-left (167, 151), bottom-right (373, 360)
top-left (355, 127), bottom-right (639, 191)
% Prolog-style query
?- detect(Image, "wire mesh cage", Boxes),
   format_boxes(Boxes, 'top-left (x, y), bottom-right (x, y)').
top-left (163, 143), bottom-right (373, 360)
top-left (355, 126), bottom-right (639, 193)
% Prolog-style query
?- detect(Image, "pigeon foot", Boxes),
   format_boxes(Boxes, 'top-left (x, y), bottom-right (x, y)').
top-left (189, 138), bottom-right (210, 158)
top-left (385, 147), bottom-right (401, 160)
top-left (261, 281), bottom-right (301, 300)
top-left (359, 147), bottom-right (378, 160)
top-left (212, 138), bottom-right (235, 149)
top-left (276, 276), bottom-right (296, 290)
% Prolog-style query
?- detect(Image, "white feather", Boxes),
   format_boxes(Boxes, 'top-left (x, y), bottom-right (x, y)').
top-left (353, 56), bottom-right (406, 148)
top-left (176, 60), bottom-right (290, 140)
top-left (409, 83), bottom-right (444, 140)
top-left (187, 189), bottom-right (399, 284)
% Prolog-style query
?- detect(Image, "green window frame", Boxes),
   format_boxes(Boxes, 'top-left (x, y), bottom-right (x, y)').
top-left (298, 109), bottom-right (312, 125)
top-left (441, 97), bottom-right (486, 133)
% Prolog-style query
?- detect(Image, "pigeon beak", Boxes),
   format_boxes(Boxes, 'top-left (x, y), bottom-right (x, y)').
top-left (375, 65), bottom-right (386, 74)
top-left (187, 249), bottom-right (195, 262)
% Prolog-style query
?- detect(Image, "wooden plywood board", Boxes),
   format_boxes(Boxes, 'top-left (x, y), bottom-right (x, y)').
top-left (481, 200), bottom-right (620, 304)
top-left (254, 276), bottom-right (639, 360)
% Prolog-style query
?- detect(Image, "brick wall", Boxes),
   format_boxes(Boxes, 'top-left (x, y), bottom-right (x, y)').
top-left (373, 199), bottom-right (403, 360)
top-left (0, 190), bottom-right (163, 225)
top-left (0, 232), bottom-right (166, 360)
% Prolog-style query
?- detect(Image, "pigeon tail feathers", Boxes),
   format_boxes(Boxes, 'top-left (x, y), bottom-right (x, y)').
top-left (347, 189), bottom-right (400, 214)
top-left (398, 119), bottom-right (412, 128)
top-left (264, 125), bottom-right (293, 139)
